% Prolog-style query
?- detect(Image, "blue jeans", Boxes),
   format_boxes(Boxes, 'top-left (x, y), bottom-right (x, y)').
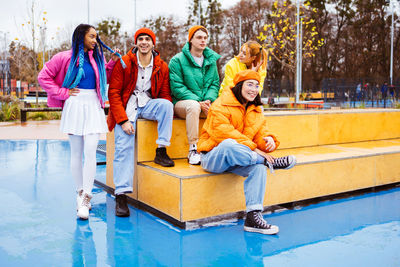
top-left (113, 98), bottom-right (173, 195)
top-left (201, 139), bottom-right (267, 212)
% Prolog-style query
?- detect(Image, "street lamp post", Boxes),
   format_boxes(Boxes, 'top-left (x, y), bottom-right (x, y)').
top-left (295, 0), bottom-right (302, 104)
top-left (134, 0), bottom-right (137, 34)
top-left (391, 1), bottom-right (394, 85)
top-left (239, 15), bottom-right (242, 49)
top-left (87, 0), bottom-right (90, 24)
top-left (390, 0), bottom-right (400, 85)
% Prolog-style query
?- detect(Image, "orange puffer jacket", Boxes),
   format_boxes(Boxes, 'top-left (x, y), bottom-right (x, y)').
top-left (197, 89), bottom-right (279, 153)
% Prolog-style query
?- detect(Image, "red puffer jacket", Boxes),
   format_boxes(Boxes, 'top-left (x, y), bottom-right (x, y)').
top-left (107, 48), bottom-right (172, 131)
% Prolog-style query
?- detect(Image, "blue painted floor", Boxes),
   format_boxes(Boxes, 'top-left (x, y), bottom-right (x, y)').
top-left (0, 140), bottom-right (399, 267)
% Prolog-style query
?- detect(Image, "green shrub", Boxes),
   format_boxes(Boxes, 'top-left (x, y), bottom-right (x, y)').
top-left (28, 112), bottom-right (47, 121)
top-left (28, 111), bottom-right (62, 120)
top-left (48, 112), bottom-right (61, 120)
top-left (0, 100), bottom-right (20, 121)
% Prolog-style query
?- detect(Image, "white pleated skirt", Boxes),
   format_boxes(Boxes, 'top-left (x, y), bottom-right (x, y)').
top-left (60, 90), bottom-right (108, 135)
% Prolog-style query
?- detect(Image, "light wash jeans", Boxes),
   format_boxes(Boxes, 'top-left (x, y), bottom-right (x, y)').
top-left (201, 139), bottom-right (267, 212)
top-left (113, 98), bottom-right (173, 195)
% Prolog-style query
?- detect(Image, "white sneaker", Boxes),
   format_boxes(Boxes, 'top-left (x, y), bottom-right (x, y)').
top-left (77, 192), bottom-right (92, 220)
top-left (188, 150), bottom-right (201, 165)
top-left (77, 189), bottom-right (92, 211)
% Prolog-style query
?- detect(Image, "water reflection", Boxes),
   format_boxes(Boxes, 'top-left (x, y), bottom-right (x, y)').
top-left (72, 220), bottom-right (97, 267)
top-left (1, 140), bottom-right (399, 266)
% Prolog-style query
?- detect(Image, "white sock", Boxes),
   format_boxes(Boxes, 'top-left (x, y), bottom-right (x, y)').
top-left (189, 143), bottom-right (197, 151)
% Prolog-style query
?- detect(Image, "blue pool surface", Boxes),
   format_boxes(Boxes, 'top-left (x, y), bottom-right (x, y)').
top-left (0, 140), bottom-right (399, 266)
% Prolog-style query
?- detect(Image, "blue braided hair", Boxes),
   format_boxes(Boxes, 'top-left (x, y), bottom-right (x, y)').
top-left (95, 37), bottom-right (126, 101)
top-left (62, 24), bottom-right (126, 103)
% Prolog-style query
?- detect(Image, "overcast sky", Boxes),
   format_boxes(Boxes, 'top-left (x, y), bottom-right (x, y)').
top-left (0, 0), bottom-right (239, 50)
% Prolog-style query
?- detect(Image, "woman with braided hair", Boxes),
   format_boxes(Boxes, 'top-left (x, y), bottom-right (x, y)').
top-left (38, 24), bottom-right (125, 220)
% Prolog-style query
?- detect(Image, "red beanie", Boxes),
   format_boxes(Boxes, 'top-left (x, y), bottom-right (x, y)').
top-left (233, 70), bottom-right (261, 86)
top-left (188, 25), bottom-right (208, 41)
top-left (134, 28), bottom-right (156, 46)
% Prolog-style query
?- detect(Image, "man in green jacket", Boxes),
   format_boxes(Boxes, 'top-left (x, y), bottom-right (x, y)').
top-left (169, 25), bottom-right (221, 165)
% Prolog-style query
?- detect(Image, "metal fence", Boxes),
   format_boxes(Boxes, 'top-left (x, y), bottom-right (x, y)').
top-left (262, 78), bottom-right (399, 108)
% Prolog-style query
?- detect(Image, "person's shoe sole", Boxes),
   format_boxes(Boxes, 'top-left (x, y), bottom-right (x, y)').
top-left (154, 159), bottom-right (175, 167)
top-left (188, 158), bottom-right (201, 165)
top-left (77, 210), bottom-right (89, 220)
top-left (116, 210), bottom-right (130, 217)
top-left (244, 225), bottom-right (279, 235)
top-left (76, 204), bottom-right (92, 211)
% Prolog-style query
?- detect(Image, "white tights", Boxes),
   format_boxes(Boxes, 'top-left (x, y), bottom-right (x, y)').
top-left (68, 134), bottom-right (100, 194)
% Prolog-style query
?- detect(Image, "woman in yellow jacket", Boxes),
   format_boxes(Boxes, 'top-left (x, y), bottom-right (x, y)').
top-left (198, 70), bottom-right (296, 235)
top-left (219, 41), bottom-right (268, 95)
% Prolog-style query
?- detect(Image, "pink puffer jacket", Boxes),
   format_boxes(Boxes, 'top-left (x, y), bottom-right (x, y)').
top-left (37, 49), bottom-right (116, 108)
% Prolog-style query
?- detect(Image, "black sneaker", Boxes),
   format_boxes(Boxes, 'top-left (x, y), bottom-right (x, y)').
top-left (154, 147), bottom-right (175, 167)
top-left (265, 155), bottom-right (296, 171)
top-left (244, 210), bottom-right (279, 235)
top-left (115, 194), bottom-right (130, 217)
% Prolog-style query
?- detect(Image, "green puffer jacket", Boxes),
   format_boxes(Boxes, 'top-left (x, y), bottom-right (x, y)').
top-left (169, 43), bottom-right (221, 104)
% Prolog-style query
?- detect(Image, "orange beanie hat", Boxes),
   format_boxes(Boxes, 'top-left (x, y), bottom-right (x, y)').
top-left (233, 70), bottom-right (261, 86)
top-left (134, 28), bottom-right (156, 46)
top-left (188, 25), bottom-right (208, 41)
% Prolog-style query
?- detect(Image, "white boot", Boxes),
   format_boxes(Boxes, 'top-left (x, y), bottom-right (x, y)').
top-left (77, 192), bottom-right (92, 220)
top-left (77, 189), bottom-right (92, 211)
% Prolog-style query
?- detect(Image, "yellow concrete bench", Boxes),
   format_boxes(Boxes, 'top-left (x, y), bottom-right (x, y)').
top-left (104, 108), bottom-right (400, 228)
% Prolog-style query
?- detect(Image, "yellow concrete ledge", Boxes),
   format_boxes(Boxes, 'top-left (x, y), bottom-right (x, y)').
top-left (134, 139), bottom-right (400, 222)
top-left (104, 109), bottom-right (400, 224)
top-left (136, 119), bottom-right (205, 162)
top-left (134, 109), bottom-right (400, 158)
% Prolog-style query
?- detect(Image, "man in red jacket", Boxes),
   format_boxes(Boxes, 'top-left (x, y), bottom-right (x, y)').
top-left (108, 28), bottom-right (174, 217)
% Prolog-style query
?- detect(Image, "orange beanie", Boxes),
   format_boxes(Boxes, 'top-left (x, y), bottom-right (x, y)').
top-left (188, 25), bottom-right (208, 41)
top-left (134, 28), bottom-right (156, 46)
top-left (233, 70), bottom-right (261, 86)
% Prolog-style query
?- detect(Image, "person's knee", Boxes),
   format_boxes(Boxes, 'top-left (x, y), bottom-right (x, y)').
top-left (185, 100), bottom-right (201, 115)
top-left (218, 139), bottom-right (238, 153)
top-left (159, 98), bottom-right (173, 107)
top-left (253, 164), bottom-right (267, 177)
top-left (158, 99), bottom-right (174, 114)
top-left (220, 139), bottom-right (237, 147)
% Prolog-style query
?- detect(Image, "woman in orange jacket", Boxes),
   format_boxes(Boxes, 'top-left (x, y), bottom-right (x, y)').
top-left (198, 70), bottom-right (296, 235)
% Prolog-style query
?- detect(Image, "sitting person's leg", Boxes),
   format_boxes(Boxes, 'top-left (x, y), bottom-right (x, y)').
top-left (201, 139), bottom-right (279, 235)
top-left (201, 139), bottom-right (259, 173)
top-left (174, 100), bottom-right (201, 165)
top-left (140, 98), bottom-right (174, 167)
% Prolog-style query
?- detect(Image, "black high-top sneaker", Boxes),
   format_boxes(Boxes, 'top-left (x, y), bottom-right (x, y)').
top-left (115, 194), bottom-right (130, 217)
top-left (244, 210), bottom-right (279, 235)
top-left (265, 155), bottom-right (296, 171)
top-left (154, 147), bottom-right (175, 167)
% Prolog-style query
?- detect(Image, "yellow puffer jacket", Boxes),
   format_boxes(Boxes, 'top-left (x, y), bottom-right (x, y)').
top-left (198, 88), bottom-right (279, 153)
top-left (219, 49), bottom-right (268, 95)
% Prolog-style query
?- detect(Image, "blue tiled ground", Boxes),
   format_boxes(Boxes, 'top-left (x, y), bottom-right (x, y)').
top-left (0, 140), bottom-right (399, 266)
